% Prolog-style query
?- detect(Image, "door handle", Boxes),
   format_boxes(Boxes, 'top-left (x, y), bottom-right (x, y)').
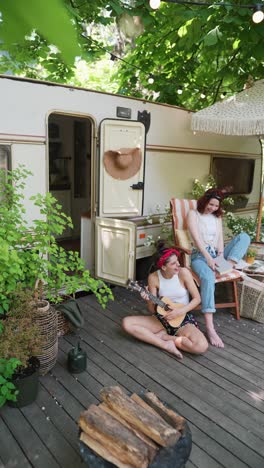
top-left (130, 182), bottom-right (144, 190)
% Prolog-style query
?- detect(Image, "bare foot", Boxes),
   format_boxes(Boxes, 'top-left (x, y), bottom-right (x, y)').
top-left (207, 328), bottom-right (224, 348)
top-left (163, 340), bottom-right (183, 358)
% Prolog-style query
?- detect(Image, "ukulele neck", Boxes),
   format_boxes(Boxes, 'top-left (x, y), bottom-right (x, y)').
top-left (144, 289), bottom-right (167, 310)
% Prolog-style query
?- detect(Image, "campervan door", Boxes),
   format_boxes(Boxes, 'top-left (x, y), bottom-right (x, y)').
top-left (94, 119), bottom-right (146, 286)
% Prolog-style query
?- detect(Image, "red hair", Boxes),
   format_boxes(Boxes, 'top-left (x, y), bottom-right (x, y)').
top-left (197, 189), bottom-right (224, 217)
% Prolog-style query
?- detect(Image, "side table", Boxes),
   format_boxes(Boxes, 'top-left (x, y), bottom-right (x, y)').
top-left (244, 260), bottom-right (264, 283)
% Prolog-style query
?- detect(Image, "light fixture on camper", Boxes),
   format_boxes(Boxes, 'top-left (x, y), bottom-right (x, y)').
top-left (252, 5), bottom-right (264, 23)
top-left (149, 0), bottom-right (161, 9)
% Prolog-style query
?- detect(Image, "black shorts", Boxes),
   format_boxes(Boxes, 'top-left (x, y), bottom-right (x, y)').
top-left (155, 312), bottom-right (199, 336)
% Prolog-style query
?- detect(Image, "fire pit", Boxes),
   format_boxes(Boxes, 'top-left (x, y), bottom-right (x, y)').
top-left (79, 386), bottom-right (192, 468)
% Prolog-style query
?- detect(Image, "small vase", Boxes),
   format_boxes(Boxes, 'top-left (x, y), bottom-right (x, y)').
top-left (246, 256), bottom-right (255, 265)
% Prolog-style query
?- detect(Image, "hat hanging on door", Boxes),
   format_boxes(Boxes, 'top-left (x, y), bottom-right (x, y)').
top-left (103, 147), bottom-right (142, 180)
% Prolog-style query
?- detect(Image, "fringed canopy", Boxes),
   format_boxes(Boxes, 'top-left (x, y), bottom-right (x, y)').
top-left (191, 80), bottom-right (264, 136)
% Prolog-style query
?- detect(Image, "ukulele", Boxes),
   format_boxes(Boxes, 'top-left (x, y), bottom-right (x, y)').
top-left (127, 280), bottom-right (187, 328)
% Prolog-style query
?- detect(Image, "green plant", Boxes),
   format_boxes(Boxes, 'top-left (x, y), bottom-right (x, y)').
top-left (191, 175), bottom-right (234, 210)
top-left (144, 204), bottom-right (174, 248)
top-left (246, 248), bottom-right (257, 258)
top-left (0, 166), bottom-right (114, 311)
top-left (0, 357), bottom-right (21, 407)
top-left (225, 212), bottom-right (261, 241)
top-left (0, 288), bottom-right (42, 407)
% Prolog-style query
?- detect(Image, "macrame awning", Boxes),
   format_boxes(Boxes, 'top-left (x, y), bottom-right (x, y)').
top-left (191, 80), bottom-right (264, 136)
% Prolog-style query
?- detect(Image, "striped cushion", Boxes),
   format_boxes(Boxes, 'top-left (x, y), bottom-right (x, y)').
top-left (170, 198), bottom-right (197, 230)
top-left (215, 269), bottom-right (241, 283)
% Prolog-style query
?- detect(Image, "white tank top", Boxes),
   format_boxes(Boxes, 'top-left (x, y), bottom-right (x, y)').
top-left (196, 212), bottom-right (219, 249)
top-left (157, 270), bottom-right (189, 305)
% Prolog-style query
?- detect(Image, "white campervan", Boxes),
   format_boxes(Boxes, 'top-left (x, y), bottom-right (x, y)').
top-left (0, 75), bottom-right (262, 285)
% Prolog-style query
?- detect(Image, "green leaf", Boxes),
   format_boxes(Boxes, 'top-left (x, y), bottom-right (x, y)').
top-left (0, 0), bottom-right (81, 65)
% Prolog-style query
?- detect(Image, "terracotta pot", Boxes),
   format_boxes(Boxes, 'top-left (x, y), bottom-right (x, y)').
top-left (245, 256), bottom-right (255, 264)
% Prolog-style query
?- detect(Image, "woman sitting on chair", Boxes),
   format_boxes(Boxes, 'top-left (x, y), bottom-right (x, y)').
top-left (187, 188), bottom-right (250, 348)
top-left (122, 244), bottom-right (208, 359)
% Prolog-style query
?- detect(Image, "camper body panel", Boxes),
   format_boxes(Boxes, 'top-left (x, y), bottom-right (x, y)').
top-left (0, 76), bottom-right (262, 285)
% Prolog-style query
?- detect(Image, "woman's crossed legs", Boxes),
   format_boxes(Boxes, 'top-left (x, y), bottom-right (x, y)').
top-left (122, 315), bottom-right (208, 359)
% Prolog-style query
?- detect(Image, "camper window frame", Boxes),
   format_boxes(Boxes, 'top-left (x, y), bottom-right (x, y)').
top-left (0, 145), bottom-right (11, 174)
top-left (211, 155), bottom-right (255, 195)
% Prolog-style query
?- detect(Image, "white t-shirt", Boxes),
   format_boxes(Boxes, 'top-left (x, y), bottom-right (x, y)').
top-left (196, 212), bottom-right (219, 249)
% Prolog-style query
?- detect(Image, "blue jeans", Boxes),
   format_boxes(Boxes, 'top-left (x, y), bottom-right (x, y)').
top-left (191, 233), bottom-right (250, 313)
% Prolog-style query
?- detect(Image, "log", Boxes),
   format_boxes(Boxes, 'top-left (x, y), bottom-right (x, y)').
top-left (79, 404), bottom-right (149, 467)
top-left (130, 394), bottom-right (164, 417)
top-left (80, 431), bottom-right (134, 468)
top-left (100, 386), bottom-right (180, 447)
top-left (144, 392), bottom-right (186, 433)
top-left (99, 403), bottom-right (158, 462)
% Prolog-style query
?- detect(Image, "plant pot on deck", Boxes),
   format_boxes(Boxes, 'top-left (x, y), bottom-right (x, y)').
top-left (245, 256), bottom-right (255, 265)
top-left (33, 299), bottom-right (58, 375)
top-left (8, 357), bottom-right (40, 408)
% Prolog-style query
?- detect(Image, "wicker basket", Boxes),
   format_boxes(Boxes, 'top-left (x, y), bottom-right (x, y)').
top-left (237, 278), bottom-right (264, 323)
top-left (33, 300), bottom-right (58, 375)
top-left (33, 280), bottom-right (58, 375)
top-left (57, 309), bottom-right (71, 337)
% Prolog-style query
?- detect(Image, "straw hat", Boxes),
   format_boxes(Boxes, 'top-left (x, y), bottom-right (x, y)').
top-left (103, 147), bottom-right (142, 180)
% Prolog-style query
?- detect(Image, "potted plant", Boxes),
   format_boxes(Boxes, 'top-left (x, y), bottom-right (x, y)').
top-left (225, 212), bottom-right (258, 240)
top-left (245, 248), bottom-right (257, 265)
top-left (0, 288), bottom-right (42, 408)
top-left (0, 166), bottom-right (114, 384)
top-left (0, 166), bottom-right (113, 312)
top-left (231, 195), bottom-right (249, 211)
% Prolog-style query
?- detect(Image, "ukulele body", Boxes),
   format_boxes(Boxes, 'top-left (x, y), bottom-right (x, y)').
top-left (156, 296), bottom-right (186, 328)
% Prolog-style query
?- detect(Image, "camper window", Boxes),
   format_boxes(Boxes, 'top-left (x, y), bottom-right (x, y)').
top-left (0, 145), bottom-right (10, 173)
top-left (212, 156), bottom-right (255, 195)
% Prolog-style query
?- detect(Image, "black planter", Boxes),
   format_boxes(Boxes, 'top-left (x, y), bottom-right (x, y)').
top-left (8, 357), bottom-right (40, 408)
top-left (79, 418), bottom-right (192, 468)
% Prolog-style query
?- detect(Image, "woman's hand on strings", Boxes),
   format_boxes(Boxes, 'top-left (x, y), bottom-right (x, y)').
top-left (166, 306), bottom-right (185, 321)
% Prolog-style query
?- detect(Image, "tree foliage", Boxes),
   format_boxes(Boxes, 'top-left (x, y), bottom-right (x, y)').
top-left (0, 1), bottom-right (263, 109)
top-left (115, 1), bottom-right (264, 109)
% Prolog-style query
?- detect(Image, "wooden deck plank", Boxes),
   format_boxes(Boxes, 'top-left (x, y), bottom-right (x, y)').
top-left (1, 286), bottom-right (264, 468)
top-left (36, 384), bottom-right (81, 456)
top-left (21, 402), bottom-right (83, 468)
top-left (66, 335), bottom-right (233, 468)
top-left (39, 372), bottom-right (85, 421)
top-left (82, 294), bottom-right (264, 467)
top-left (1, 406), bottom-right (60, 468)
top-left (78, 309), bottom-right (252, 467)
top-left (0, 417), bottom-right (31, 468)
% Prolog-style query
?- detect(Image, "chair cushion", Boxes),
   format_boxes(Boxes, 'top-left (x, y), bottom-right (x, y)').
top-left (175, 229), bottom-right (192, 252)
top-left (215, 269), bottom-right (242, 283)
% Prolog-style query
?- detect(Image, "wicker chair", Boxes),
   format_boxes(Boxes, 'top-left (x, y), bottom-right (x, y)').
top-left (170, 198), bottom-right (242, 320)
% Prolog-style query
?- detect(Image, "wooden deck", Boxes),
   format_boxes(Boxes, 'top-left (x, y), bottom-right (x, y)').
top-left (1, 286), bottom-right (264, 468)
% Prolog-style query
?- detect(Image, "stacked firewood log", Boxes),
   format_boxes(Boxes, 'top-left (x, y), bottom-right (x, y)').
top-left (79, 386), bottom-right (188, 468)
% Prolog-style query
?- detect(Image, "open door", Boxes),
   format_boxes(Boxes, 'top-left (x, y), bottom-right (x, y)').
top-left (95, 119), bottom-right (145, 285)
top-left (95, 217), bottom-right (136, 286)
top-left (98, 119), bottom-right (145, 217)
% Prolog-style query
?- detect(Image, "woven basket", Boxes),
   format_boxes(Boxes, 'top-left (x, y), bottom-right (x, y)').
top-left (33, 281), bottom-right (58, 375)
top-left (237, 278), bottom-right (264, 323)
top-left (57, 309), bottom-right (71, 337)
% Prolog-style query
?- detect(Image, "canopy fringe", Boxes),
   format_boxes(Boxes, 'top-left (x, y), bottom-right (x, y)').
top-left (191, 116), bottom-right (264, 136)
